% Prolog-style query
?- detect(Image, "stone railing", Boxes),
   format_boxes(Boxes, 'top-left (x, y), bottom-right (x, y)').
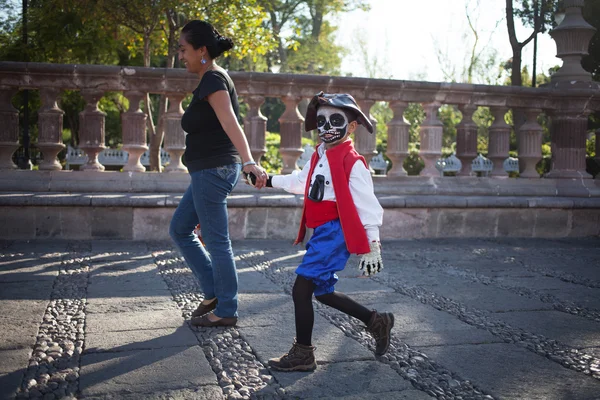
top-left (0, 0), bottom-right (599, 182)
top-left (1, 61), bottom-right (599, 180)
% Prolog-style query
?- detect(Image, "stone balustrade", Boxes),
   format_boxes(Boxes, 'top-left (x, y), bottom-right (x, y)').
top-left (1, 61), bottom-right (599, 180)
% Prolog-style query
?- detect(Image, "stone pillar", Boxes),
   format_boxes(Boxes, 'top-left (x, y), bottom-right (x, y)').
top-left (121, 91), bottom-right (147, 172)
top-left (278, 96), bottom-right (304, 174)
top-left (419, 102), bottom-right (443, 177)
top-left (37, 88), bottom-right (65, 170)
top-left (547, 0), bottom-right (597, 179)
top-left (355, 99), bottom-right (377, 172)
top-left (488, 107), bottom-right (511, 177)
top-left (243, 95), bottom-right (267, 164)
top-left (550, 0), bottom-right (596, 83)
top-left (0, 87), bottom-right (19, 169)
top-left (545, 109), bottom-right (592, 179)
top-left (78, 89), bottom-right (106, 171)
top-left (517, 108), bottom-right (543, 178)
top-left (455, 104), bottom-right (478, 176)
top-left (596, 127), bottom-right (600, 179)
top-left (386, 101), bottom-right (410, 177)
top-left (163, 93), bottom-right (187, 173)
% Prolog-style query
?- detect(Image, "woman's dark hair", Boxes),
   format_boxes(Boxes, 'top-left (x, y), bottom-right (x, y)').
top-left (181, 20), bottom-right (234, 59)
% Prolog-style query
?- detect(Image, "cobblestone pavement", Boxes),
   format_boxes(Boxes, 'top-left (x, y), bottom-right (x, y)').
top-left (1, 238), bottom-right (599, 400)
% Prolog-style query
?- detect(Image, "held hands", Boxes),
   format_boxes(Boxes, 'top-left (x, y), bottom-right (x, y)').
top-left (242, 162), bottom-right (268, 189)
top-left (359, 241), bottom-right (383, 276)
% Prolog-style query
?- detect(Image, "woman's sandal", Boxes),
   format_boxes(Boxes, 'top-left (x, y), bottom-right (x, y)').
top-left (191, 312), bottom-right (237, 327)
top-left (191, 299), bottom-right (218, 318)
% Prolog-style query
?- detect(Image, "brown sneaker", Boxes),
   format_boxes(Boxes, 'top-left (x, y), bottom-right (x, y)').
top-left (191, 299), bottom-right (217, 318)
top-left (366, 311), bottom-right (394, 356)
top-left (268, 340), bottom-right (317, 372)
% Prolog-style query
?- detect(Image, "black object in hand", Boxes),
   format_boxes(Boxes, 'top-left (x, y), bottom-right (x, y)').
top-left (244, 172), bottom-right (273, 187)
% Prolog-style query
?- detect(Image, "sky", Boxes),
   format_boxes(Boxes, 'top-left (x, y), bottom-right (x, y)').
top-left (334, 0), bottom-right (560, 83)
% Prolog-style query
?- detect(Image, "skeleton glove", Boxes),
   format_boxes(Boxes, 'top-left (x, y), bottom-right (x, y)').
top-left (359, 241), bottom-right (383, 276)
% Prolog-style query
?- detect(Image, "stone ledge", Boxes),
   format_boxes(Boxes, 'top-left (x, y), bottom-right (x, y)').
top-left (1, 170), bottom-right (600, 197)
top-left (1, 192), bottom-right (599, 209)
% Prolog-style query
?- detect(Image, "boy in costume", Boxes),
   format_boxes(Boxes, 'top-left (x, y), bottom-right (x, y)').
top-left (249, 91), bottom-right (393, 372)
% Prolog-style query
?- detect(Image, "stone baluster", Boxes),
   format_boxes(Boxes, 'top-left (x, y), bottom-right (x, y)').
top-left (550, 0), bottom-right (596, 83)
top-left (517, 108), bottom-right (543, 178)
top-left (0, 87), bottom-right (19, 169)
top-left (163, 93), bottom-right (187, 173)
top-left (386, 101), bottom-right (410, 177)
top-left (37, 88), bottom-right (65, 170)
top-left (546, 0), bottom-right (597, 178)
top-left (243, 95), bottom-right (267, 164)
top-left (419, 102), bottom-right (443, 177)
top-left (455, 104), bottom-right (478, 176)
top-left (487, 107), bottom-right (511, 177)
top-left (78, 89), bottom-right (106, 171)
top-left (596, 127), bottom-right (600, 179)
top-left (121, 91), bottom-right (147, 172)
top-left (546, 109), bottom-right (591, 178)
top-left (278, 96), bottom-right (304, 174)
top-left (355, 100), bottom-right (377, 172)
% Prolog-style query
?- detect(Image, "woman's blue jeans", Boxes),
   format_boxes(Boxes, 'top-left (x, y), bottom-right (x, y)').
top-left (169, 163), bottom-right (241, 318)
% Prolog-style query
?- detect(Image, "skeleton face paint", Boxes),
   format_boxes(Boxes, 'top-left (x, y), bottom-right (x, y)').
top-left (316, 106), bottom-right (348, 144)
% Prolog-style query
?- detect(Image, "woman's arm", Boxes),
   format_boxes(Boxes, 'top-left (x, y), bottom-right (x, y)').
top-left (207, 90), bottom-right (268, 188)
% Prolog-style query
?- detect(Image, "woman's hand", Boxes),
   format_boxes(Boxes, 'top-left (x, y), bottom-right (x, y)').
top-left (243, 163), bottom-right (268, 189)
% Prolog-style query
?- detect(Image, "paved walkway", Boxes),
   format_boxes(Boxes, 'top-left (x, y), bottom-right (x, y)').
top-left (0, 238), bottom-right (599, 400)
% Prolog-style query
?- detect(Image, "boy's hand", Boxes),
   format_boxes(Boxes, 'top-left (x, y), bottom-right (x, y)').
top-left (359, 241), bottom-right (383, 276)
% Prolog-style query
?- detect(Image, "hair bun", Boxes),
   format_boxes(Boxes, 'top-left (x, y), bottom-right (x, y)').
top-left (218, 36), bottom-right (234, 52)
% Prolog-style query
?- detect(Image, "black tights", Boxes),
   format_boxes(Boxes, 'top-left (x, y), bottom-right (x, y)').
top-left (292, 275), bottom-right (373, 346)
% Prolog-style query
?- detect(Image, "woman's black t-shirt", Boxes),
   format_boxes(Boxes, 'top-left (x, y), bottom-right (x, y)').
top-left (181, 69), bottom-right (241, 172)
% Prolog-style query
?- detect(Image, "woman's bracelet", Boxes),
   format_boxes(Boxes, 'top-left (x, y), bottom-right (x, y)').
top-left (242, 160), bottom-right (256, 167)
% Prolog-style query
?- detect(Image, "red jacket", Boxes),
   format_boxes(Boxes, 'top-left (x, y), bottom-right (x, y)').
top-left (295, 140), bottom-right (371, 254)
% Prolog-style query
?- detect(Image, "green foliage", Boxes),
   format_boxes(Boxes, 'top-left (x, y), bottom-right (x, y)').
top-left (261, 132), bottom-right (283, 173)
top-left (261, 131), bottom-right (314, 173)
top-left (403, 144), bottom-right (425, 176)
top-left (98, 92), bottom-right (128, 148)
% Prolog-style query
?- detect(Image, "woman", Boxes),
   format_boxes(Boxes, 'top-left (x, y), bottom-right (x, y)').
top-left (169, 20), bottom-right (268, 327)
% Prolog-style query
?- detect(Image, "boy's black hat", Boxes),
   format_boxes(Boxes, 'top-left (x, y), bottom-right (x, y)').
top-left (305, 91), bottom-right (374, 134)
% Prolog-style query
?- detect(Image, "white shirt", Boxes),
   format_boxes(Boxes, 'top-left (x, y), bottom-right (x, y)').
top-left (271, 142), bottom-right (383, 241)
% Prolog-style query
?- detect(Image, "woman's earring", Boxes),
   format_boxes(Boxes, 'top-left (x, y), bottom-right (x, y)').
top-left (201, 56), bottom-right (207, 65)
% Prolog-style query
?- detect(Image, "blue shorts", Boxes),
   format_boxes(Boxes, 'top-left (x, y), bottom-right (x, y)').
top-left (296, 219), bottom-right (350, 296)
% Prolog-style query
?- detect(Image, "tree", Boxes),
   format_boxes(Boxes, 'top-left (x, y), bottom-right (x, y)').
top-left (435, 0), bottom-right (504, 84)
top-left (581, 0), bottom-right (600, 82)
top-left (505, 0), bottom-right (557, 87)
top-left (258, 0), bottom-right (368, 74)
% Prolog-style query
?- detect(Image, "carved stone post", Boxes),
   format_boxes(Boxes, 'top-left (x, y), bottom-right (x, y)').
top-left (455, 104), bottom-right (478, 176)
top-left (278, 96), bottom-right (304, 174)
top-left (386, 101), bottom-right (410, 177)
top-left (78, 89), bottom-right (106, 171)
top-left (517, 109), bottom-right (543, 178)
top-left (243, 95), bottom-right (267, 164)
top-left (163, 93), bottom-right (187, 173)
top-left (0, 87), bottom-right (19, 169)
top-left (355, 99), bottom-right (377, 172)
top-left (37, 88), bottom-right (65, 170)
top-left (596, 127), bottom-right (600, 179)
top-left (546, 109), bottom-right (592, 179)
top-left (487, 107), bottom-right (511, 177)
top-left (550, 0), bottom-right (596, 83)
top-left (121, 91), bottom-right (147, 172)
top-left (547, 0), bottom-right (597, 178)
top-left (419, 102), bottom-right (443, 177)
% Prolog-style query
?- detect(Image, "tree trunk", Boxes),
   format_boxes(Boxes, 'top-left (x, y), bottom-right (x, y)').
top-left (307, 1), bottom-right (324, 74)
top-left (269, 10), bottom-right (288, 72)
